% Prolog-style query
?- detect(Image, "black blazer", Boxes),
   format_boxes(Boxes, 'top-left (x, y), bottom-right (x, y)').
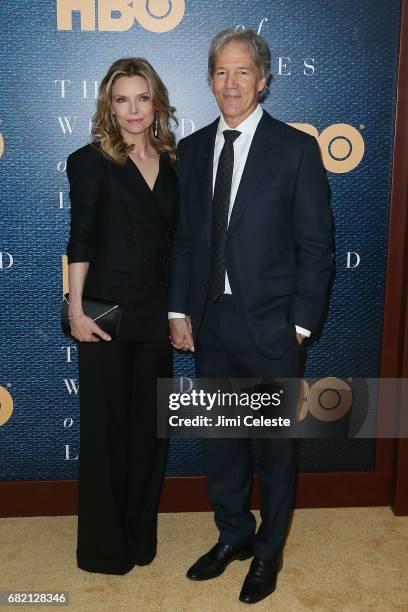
top-left (169, 110), bottom-right (334, 358)
top-left (66, 143), bottom-right (178, 340)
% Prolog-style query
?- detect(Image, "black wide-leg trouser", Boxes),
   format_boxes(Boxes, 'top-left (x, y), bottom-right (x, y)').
top-left (76, 338), bottom-right (171, 574)
top-left (196, 295), bottom-right (302, 561)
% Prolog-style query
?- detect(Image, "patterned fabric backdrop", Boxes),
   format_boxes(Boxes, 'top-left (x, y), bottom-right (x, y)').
top-left (0, 0), bottom-right (402, 479)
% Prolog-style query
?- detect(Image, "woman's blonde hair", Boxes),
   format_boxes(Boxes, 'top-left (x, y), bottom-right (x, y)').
top-left (92, 58), bottom-right (177, 165)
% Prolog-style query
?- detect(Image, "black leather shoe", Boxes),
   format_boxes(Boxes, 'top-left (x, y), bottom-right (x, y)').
top-left (186, 543), bottom-right (253, 581)
top-left (239, 554), bottom-right (283, 604)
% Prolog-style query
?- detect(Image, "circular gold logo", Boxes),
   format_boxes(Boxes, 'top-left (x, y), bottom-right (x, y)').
top-left (319, 124), bottom-right (364, 173)
top-left (134, 0), bottom-right (185, 32)
top-left (0, 386), bottom-right (13, 426)
top-left (296, 379), bottom-right (309, 421)
top-left (308, 377), bottom-right (352, 422)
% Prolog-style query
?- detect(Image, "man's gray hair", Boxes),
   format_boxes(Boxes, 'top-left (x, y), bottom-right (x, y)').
top-left (208, 29), bottom-right (271, 100)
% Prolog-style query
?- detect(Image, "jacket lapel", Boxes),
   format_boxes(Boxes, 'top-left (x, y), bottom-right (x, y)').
top-left (119, 156), bottom-right (169, 232)
top-left (197, 120), bottom-right (218, 246)
top-left (153, 154), bottom-right (178, 229)
top-left (227, 111), bottom-right (280, 239)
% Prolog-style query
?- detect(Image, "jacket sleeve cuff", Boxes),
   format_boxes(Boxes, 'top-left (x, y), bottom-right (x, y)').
top-left (66, 242), bottom-right (94, 264)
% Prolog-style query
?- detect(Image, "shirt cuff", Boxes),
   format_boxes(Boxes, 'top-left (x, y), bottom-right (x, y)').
top-left (295, 325), bottom-right (311, 337)
top-left (168, 312), bottom-right (186, 319)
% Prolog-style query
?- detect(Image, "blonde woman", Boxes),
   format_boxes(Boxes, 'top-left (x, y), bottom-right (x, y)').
top-left (66, 58), bottom-right (178, 574)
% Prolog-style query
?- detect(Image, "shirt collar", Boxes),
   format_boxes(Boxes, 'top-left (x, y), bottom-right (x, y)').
top-left (217, 104), bottom-right (263, 137)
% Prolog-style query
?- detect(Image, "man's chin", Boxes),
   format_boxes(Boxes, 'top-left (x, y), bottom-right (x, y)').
top-left (221, 102), bottom-right (241, 114)
top-left (220, 107), bottom-right (243, 122)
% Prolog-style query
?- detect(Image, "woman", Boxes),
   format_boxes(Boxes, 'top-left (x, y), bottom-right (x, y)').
top-left (66, 58), bottom-right (178, 575)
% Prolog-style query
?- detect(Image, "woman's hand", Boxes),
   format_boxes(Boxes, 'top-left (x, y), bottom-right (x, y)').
top-left (69, 314), bottom-right (112, 343)
top-left (67, 264), bottom-right (111, 342)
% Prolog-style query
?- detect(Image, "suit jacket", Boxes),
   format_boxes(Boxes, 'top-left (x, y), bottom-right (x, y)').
top-left (66, 143), bottom-right (178, 340)
top-left (168, 110), bottom-right (333, 358)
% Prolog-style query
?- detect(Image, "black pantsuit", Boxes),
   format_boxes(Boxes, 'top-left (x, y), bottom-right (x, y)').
top-left (66, 143), bottom-right (178, 574)
top-left (77, 339), bottom-right (171, 573)
top-left (196, 295), bottom-right (301, 561)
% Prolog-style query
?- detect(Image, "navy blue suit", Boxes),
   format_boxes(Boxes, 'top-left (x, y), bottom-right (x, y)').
top-left (169, 110), bottom-right (333, 559)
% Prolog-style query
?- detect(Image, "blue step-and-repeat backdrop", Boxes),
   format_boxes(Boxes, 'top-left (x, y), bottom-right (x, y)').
top-left (0, 1), bottom-right (402, 479)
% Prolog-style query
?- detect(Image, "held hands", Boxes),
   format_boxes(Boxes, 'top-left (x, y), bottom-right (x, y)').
top-left (170, 317), bottom-right (195, 352)
top-left (69, 313), bottom-right (112, 343)
top-left (169, 320), bottom-right (303, 350)
top-left (168, 320), bottom-right (304, 351)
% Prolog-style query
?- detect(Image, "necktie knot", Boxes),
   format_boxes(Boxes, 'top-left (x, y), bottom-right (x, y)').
top-left (223, 129), bottom-right (241, 144)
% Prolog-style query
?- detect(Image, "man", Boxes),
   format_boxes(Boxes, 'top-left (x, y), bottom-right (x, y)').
top-left (169, 29), bottom-right (333, 604)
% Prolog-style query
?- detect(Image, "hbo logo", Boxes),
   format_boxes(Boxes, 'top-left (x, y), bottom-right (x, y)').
top-left (57, 0), bottom-right (185, 33)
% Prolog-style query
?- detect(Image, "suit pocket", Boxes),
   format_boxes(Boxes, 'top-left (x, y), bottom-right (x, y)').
top-left (249, 180), bottom-right (282, 197)
top-left (264, 275), bottom-right (296, 296)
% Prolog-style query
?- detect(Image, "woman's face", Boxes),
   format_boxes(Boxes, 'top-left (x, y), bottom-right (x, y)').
top-left (111, 75), bottom-right (155, 141)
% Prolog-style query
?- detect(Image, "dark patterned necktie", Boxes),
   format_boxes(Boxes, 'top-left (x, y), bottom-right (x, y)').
top-left (207, 129), bottom-right (241, 303)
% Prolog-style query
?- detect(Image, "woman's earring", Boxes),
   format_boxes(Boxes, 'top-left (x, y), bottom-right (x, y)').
top-left (154, 114), bottom-right (159, 138)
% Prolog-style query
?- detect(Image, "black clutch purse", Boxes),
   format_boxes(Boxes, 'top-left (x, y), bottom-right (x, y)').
top-left (61, 294), bottom-right (123, 339)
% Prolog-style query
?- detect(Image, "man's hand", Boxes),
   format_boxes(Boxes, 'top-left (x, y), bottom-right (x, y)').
top-left (170, 317), bottom-right (195, 352)
top-left (296, 332), bottom-right (307, 345)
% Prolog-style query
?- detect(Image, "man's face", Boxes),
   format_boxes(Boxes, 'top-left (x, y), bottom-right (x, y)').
top-left (211, 41), bottom-right (266, 128)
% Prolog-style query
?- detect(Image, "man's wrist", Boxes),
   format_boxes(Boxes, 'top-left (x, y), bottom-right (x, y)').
top-left (295, 324), bottom-right (311, 337)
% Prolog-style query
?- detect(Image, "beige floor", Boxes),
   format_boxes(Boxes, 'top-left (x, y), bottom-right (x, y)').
top-left (0, 508), bottom-right (407, 612)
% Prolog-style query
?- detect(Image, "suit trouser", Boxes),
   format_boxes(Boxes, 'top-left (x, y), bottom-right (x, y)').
top-left (76, 338), bottom-right (171, 574)
top-left (196, 295), bottom-right (302, 561)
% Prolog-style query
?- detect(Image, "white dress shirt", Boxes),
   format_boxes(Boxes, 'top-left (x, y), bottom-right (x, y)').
top-left (169, 104), bottom-right (311, 338)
